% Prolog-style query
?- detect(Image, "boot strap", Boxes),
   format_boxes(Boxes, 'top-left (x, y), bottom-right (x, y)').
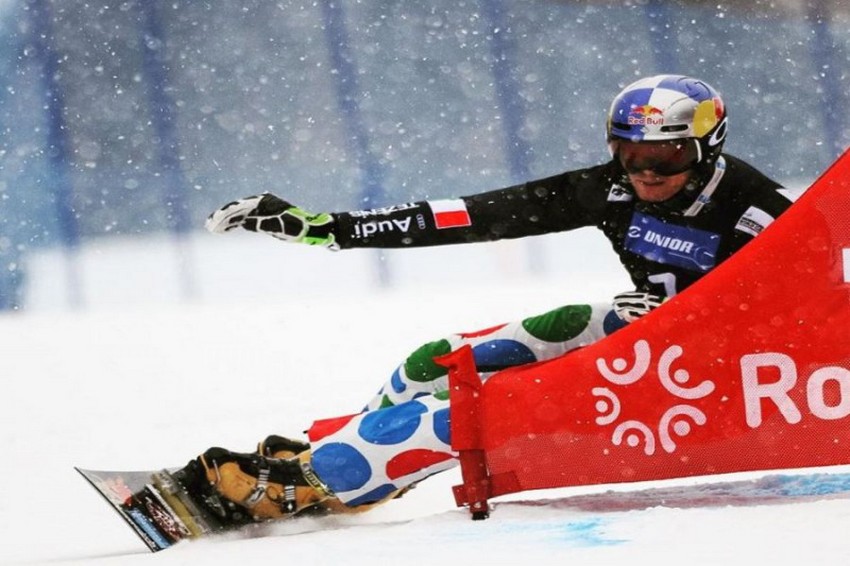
top-left (281, 485), bottom-right (297, 514)
top-left (257, 460), bottom-right (333, 514)
top-left (300, 460), bottom-right (334, 498)
top-left (243, 467), bottom-right (272, 508)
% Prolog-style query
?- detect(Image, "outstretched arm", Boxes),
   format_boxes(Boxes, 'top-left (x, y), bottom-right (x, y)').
top-left (205, 168), bottom-right (606, 249)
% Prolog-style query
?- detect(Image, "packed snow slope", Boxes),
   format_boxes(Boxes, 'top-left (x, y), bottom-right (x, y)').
top-left (4, 229), bottom-right (850, 565)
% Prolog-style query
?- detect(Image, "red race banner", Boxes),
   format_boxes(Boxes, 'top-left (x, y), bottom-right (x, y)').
top-left (445, 148), bottom-right (850, 512)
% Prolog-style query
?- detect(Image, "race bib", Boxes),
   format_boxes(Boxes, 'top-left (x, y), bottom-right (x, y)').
top-left (625, 212), bottom-right (720, 272)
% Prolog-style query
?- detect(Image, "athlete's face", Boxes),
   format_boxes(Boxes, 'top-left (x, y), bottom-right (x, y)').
top-left (613, 139), bottom-right (697, 202)
top-left (627, 169), bottom-right (692, 202)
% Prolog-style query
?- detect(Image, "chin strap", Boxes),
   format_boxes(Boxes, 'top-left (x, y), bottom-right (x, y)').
top-left (682, 156), bottom-right (727, 217)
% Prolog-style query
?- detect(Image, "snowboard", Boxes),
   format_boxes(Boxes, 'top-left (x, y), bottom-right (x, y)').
top-left (76, 466), bottom-right (234, 552)
top-left (77, 464), bottom-right (850, 552)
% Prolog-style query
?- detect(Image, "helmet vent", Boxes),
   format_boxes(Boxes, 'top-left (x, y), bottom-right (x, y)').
top-left (661, 124), bottom-right (688, 133)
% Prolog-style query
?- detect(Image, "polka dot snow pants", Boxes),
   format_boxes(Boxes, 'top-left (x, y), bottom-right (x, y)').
top-left (308, 303), bottom-right (624, 507)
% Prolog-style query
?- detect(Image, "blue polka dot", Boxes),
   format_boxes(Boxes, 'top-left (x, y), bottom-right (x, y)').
top-left (603, 309), bottom-right (628, 335)
top-left (346, 483), bottom-right (398, 507)
top-left (472, 339), bottom-right (536, 369)
top-left (433, 407), bottom-right (451, 445)
top-left (311, 442), bottom-right (371, 493)
top-left (390, 368), bottom-right (407, 393)
top-left (358, 400), bottom-right (428, 445)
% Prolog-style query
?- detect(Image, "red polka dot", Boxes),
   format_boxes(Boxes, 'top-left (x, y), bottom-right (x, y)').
top-left (308, 414), bottom-right (359, 442)
top-left (386, 449), bottom-right (455, 479)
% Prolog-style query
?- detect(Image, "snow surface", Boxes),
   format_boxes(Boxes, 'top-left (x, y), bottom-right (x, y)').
top-left (4, 230), bottom-right (850, 565)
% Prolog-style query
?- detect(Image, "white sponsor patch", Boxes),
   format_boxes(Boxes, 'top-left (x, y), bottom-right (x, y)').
top-left (429, 199), bottom-right (471, 229)
top-left (734, 206), bottom-right (775, 237)
top-left (349, 203), bottom-right (419, 218)
top-left (844, 248), bottom-right (850, 283)
top-left (607, 183), bottom-right (633, 202)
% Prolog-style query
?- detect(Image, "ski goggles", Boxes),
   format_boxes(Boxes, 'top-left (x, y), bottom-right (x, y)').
top-left (611, 139), bottom-right (700, 176)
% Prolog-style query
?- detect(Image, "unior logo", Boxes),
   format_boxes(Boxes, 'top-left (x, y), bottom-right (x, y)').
top-left (625, 212), bottom-right (719, 272)
top-left (629, 225), bottom-right (697, 254)
top-left (642, 230), bottom-right (695, 253)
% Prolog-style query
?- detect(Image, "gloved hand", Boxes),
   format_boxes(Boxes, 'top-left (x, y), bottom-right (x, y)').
top-left (612, 291), bottom-right (666, 323)
top-left (205, 193), bottom-right (338, 249)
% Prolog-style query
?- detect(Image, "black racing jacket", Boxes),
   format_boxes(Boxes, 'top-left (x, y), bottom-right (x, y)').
top-left (332, 153), bottom-right (792, 297)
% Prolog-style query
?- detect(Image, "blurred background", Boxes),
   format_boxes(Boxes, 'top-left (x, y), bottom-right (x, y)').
top-left (0, 0), bottom-right (848, 311)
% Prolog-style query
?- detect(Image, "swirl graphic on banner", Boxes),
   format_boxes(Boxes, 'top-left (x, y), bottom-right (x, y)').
top-left (594, 342), bottom-right (715, 456)
top-left (591, 387), bottom-right (621, 425)
top-left (659, 405), bottom-right (708, 453)
top-left (612, 420), bottom-right (656, 456)
top-left (658, 345), bottom-right (715, 399)
top-left (595, 339), bottom-right (651, 384)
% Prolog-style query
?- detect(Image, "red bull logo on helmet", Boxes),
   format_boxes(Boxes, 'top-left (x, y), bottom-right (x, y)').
top-left (627, 104), bottom-right (664, 127)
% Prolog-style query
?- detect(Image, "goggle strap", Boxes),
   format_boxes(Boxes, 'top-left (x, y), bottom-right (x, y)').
top-left (693, 139), bottom-right (703, 166)
top-left (682, 156), bottom-right (727, 217)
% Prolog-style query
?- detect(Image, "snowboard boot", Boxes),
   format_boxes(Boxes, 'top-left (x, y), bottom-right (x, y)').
top-left (254, 435), bottom-right (405, 515)
top-left (175, 447), bottom-right (332, 523)
top-left (252, 435), bottom-right (355, 516)
top-left (254, 435), bottom-right (413, 516)
top-left (171, 454), bottom-right (256, 528)
top-left (257, 434), bottom-right (310, 459)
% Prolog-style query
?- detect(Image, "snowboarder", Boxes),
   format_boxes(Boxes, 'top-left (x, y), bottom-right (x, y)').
top-left (176, 75), bottom-right (793, 524)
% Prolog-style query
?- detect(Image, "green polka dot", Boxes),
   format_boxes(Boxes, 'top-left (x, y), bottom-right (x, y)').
top-left (379, 394), bottom-right (396, 408)
top-left (521, 305), bottom-right (592, 342)
top-left (403, 339), bottom-right (452, 383)
top-left (433, 390), bottom-right (450, 401)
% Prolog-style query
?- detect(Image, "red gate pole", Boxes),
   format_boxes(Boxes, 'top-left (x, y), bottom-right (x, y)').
top-left (436, 345), bottom-right (491, 519)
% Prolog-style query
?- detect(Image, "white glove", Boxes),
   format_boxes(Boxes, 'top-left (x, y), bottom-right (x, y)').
top-left (205, 193), bottom-right (338, 250)
top-left (612, 291), bottom-right (665, 323)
